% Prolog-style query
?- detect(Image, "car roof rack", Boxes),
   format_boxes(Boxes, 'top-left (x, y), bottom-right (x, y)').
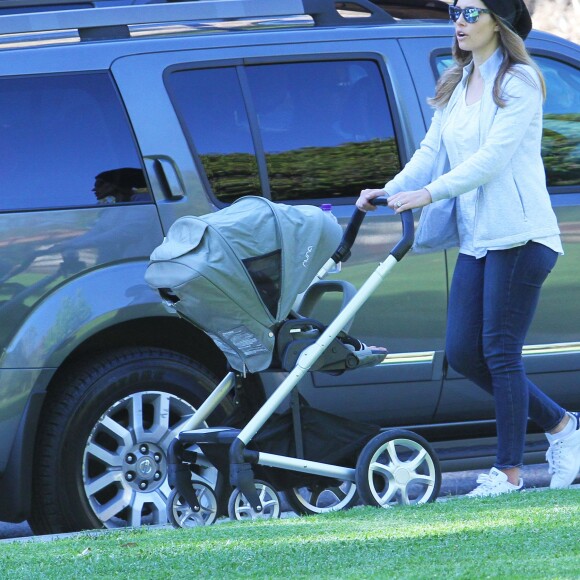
top-left (0, 0), bottom-right (449, 49)
top-left (0, 0), bottom-right (397, 38)
top-left (371, 0), bottom-right (449, 20)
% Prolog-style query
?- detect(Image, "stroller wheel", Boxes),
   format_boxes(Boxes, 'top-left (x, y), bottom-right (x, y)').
top-left (285, 481), bottom-right (358, 515)
top-left (167, 482), bottom-right (218, 528)
top-left (355, 429), bottom-right (441, 507)
top-left (227, 480), bottom-right (281, 521)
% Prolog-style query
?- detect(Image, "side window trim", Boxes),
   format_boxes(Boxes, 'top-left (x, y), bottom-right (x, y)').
top-left (236, 65), bottom-right (271, 200)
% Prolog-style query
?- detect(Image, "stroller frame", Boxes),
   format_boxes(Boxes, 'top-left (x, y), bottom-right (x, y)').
top-left (165, 200), bottom-right (441, 523)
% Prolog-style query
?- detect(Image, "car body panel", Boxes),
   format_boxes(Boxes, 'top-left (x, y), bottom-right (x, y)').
top-left (0, 204), bottom-right (165, 469)
top-left (112, 40), bottom-right (450, 426)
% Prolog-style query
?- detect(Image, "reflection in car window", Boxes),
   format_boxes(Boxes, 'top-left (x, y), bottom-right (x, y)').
top-left (168, 67), bottom-right (262, 204)
top-left (0, 73), bottom-right (150, 211)
top-left (169, 60), bottom-right (401, 204)
top-left (435, 56), bottom-right (453, 76)
top-left (246, 60), bottom-right (401, 202)
top-left (434, 54), bottom-right (580, 188)
top-left (536, 57), bottom-right (580, 188)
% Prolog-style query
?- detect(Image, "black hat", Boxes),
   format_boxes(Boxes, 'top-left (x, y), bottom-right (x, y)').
top-left (454, 0), bottom-right (533, 40)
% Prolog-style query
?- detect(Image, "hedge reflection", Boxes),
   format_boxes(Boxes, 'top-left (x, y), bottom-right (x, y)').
top-left (201, 139), bottom-right (401, 204)
top-left (200, 115), bottom-right (579, 204)
top-left (543, 114), bottom-right (580, 187)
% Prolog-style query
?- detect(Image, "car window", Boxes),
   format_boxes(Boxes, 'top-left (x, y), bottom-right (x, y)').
top-left (246, 60), bottom-right (401, 202)
top-left (434, 55), bottom-right (453, 76)
top-left (0, 73), bottom-right (150, 211)
top-left (168, 59), bottom-right (401, 204)
top-left (433, 54), bottom-right (580, 189)
top-left (168, 66), bottom-right (262, 204)
top-left (536, 56), bottom-right (580, 188)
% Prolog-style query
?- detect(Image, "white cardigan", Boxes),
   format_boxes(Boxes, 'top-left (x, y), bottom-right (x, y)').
top-left (384, 48), bottom-right (561, 254)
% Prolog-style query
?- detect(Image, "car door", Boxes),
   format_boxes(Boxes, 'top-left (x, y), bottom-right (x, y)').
top-left (112, 34), bottom-right (448, 427)
top-left (400, 34), bottom-right (580, 426)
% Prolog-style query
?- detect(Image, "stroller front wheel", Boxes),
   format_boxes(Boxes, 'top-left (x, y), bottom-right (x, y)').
top-left (355, 429), bottom-right (441, 507)
top-left (228, 481), bottom-right (281, 521)
top-left (167, 482), bottom-right (218, 528)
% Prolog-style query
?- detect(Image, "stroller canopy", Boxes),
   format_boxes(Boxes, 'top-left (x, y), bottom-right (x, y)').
top-left (145, 196), bottom-right (343, 372)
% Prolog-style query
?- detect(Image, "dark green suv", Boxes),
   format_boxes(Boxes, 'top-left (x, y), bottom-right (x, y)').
top-left (0, 0), bottom-right (578, 534)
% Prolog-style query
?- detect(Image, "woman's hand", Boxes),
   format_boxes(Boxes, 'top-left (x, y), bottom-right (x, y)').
top-left (388, 188), bottom-right (432, 213)
top-left (356, 188), bottom-right (387, 212)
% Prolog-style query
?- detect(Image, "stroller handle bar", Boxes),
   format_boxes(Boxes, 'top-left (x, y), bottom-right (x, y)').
top-left (332, 197), bottom-right (414, 264)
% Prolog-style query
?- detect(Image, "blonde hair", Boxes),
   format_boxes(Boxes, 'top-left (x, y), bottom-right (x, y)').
top-left (429, 16), bottom-right (546, 109)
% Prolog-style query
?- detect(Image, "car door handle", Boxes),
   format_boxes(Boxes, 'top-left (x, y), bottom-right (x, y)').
top-left (147, 157), bottom-right (185, 201)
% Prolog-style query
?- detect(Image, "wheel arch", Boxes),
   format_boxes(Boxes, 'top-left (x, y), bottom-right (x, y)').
top-left (50, 315), bottom-right (229, 390)
top-left (0, 316), bottom-right (230, 525)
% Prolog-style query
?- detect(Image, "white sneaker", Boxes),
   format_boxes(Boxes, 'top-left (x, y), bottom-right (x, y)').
top-left (546, 412), bottom-right (580, 489)
top-left (466, 467), bottom-right (523, 498)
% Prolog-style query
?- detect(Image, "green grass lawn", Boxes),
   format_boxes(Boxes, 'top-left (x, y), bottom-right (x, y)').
top-left (1, 490), bottom-right (578, 579)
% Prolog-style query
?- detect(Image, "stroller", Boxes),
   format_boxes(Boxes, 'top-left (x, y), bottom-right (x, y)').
top-left (145, 196), bottom-right (441, 527)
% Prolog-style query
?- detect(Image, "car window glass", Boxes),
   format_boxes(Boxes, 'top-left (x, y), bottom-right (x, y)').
top-left (434, 54), bottom-right (580, 188)
top-left (0, 73), bottom-right (150, 211)
top-left (435, 55), bottom-right (454, 76)
top-left (168, 67), bottom-right (262, 204)
top-left (246, 60), bottom-right (401, 202)
top-left (536, 57), bottom-right (580, 188)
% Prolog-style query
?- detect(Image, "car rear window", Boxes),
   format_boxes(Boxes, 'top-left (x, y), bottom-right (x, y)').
top-left (0, 72), bottom-right (150, 211)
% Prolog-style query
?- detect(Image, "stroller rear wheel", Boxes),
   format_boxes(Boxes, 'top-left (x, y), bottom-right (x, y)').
top-left (227, 480), bottom-right (281, 521)
top-left (167, 482), bottom-right (218, 528)
top-left (285, 481), bottom-right (358, 515)
top-left (355, 429), bottom-right (441, 507)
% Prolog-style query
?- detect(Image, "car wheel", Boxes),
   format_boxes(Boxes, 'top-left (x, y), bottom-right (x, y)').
top-left (29, 347), bottom-right (231, 534)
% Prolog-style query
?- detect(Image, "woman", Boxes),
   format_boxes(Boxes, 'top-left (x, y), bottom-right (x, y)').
top-left (357, 0), bottom-right (580, 496)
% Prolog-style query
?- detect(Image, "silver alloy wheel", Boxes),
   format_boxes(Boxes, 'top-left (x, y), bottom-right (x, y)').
top-left (288, 482), bottom-right (357, 514)
top-left (364, 438), bottom-right (438, 506)
top-left (228, 481), bottom-right (281, 521)
top-left (167, 482), bottom-right (218, 528)
top-left (82, 390), bottom-right (218, 528)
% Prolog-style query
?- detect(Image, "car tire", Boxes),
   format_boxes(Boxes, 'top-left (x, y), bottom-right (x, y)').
top-left (28, 347), bottom-right (231, 534)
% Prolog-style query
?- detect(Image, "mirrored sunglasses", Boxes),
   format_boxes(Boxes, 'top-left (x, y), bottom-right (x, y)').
top-left (448, 6), bottom-right (492, 23)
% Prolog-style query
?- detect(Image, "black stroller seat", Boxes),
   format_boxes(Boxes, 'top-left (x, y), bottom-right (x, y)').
top-left (276, 277), bottom-right (387, 373)
top-left (276, 315), bottom-right (387, 373)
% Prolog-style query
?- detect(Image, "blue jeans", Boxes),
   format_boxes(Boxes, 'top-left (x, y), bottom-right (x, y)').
top-left (446, 242), bottom-right (565, 469)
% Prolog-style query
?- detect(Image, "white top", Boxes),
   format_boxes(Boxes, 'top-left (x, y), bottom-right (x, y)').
top-left (383, 48), bottom-right (563, 255)
top-left (443, 88), bottom-right (481, 256)
top-left (441, 83), bottom-right (562, 259)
